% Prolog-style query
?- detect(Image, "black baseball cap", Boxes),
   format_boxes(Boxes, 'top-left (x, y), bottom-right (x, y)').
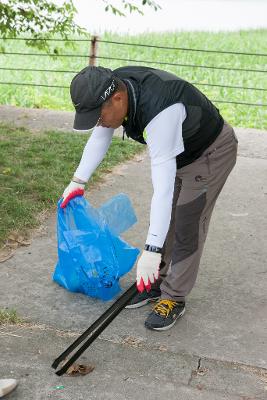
top-left (70, 66), bottom-right (118, 130)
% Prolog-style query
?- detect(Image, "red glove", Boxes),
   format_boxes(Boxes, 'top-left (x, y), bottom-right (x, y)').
top-left (61, 180), bottom-right (85, 208)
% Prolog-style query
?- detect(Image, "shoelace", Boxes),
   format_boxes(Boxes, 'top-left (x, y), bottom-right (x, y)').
top-left (153, 300), bottom-right (177, 317)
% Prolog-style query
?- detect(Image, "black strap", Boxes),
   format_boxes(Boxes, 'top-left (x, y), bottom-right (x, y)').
top-left (144, 244), bottom-right (162, 253)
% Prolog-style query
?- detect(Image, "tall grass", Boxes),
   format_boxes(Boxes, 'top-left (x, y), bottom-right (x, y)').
top-left (0, 30), bottom-right (266, 129)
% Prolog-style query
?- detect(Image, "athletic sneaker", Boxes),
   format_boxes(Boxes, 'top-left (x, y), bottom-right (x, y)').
top-left (145, 299), bottom-right (185, 331)
top-left (125, 289), bottom-right (161, 309)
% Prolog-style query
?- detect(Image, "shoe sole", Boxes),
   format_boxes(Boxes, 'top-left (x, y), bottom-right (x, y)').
top-left (145, 307), bottom-right (185, 331)
top-left (125, 296), bottom-right (161, 309)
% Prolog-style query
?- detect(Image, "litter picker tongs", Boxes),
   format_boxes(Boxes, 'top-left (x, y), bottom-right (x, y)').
top-left (51, 283), bottom-right (138, 376)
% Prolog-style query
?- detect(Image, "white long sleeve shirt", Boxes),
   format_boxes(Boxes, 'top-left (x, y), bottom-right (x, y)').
top-left (74, 103), bottom-right (186, 247)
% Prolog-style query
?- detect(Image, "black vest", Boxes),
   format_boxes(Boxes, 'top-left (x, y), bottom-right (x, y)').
top-left (113, 66), bottom-right (224, 168)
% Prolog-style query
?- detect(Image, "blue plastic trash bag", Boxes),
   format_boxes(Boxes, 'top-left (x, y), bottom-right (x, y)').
top-left (53, 194), bottom-right (139, 301)
top-left (97, 193), bottom-right (137, 236)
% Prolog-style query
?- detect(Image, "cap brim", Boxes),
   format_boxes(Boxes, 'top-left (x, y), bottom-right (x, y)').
top-left (73, 107), bottom-right (101, 131)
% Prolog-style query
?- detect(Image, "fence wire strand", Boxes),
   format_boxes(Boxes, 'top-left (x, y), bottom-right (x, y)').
top-left (1, 36), bottom-right (267, 57)
top-left (0, 51), bottom-right (266, 74)
top-left (98, 39), bottom-right (267, 57)
top-left (0, 81), bottom-right (265, 107)
top-left (0, 65), bottom-right (266, 92)
top-left (0, 36), bottom-right (266, 108)
top-left (95, 56), bottom-right (267, 74)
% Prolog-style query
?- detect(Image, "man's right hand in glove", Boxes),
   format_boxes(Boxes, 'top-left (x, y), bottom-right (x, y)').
top-left (61, 178), bottom-right (86, 208)
top-left (136, 249), bottom-right (161, 293)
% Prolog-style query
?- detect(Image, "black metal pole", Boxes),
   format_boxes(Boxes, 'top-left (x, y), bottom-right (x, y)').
top-left (52, 283), bottom-right (138, 375)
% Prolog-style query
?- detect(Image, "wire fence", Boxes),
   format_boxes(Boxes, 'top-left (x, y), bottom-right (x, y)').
top-left (0, 36), bottom-right (266, 108)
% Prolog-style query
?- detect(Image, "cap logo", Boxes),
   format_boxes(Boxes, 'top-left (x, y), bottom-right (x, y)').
top-left (100, 80), bottom-right (116, 101)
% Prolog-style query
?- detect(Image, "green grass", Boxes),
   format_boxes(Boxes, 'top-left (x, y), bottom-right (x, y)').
top-left (0, 308), bottom-right (22, 325)
top-left (0, 29), bottom-right (266, 129)
top-left (0, 125), bottom-right (143, 246)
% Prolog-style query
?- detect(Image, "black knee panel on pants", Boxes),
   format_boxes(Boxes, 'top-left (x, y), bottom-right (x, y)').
top-left (172, 191), bottom-right (207, 263)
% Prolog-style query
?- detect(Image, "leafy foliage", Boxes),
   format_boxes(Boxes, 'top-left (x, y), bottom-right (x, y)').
top-left (103, 0), bottom-right (160, 16)
top-left (0, 0), bottom-right (160, 52)
top-left (0, 0), bottom-right (87, 52)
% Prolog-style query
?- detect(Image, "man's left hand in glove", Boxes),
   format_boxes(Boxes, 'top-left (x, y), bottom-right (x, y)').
top-left (136, 249), bottom-right (161, 293)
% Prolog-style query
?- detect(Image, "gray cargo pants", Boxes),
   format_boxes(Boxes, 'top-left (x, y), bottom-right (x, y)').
top-left (157, 122), bottom-right (238, 301)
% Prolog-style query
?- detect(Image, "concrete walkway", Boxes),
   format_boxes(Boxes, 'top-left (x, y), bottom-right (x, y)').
top-left (0, 105), bottom-right (267, 399)
top-left (0, 104), bottom-right (75, 133)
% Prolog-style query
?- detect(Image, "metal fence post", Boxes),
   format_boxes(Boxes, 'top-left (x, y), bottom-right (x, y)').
top-left (89, 36), bottom-right (99, 66)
